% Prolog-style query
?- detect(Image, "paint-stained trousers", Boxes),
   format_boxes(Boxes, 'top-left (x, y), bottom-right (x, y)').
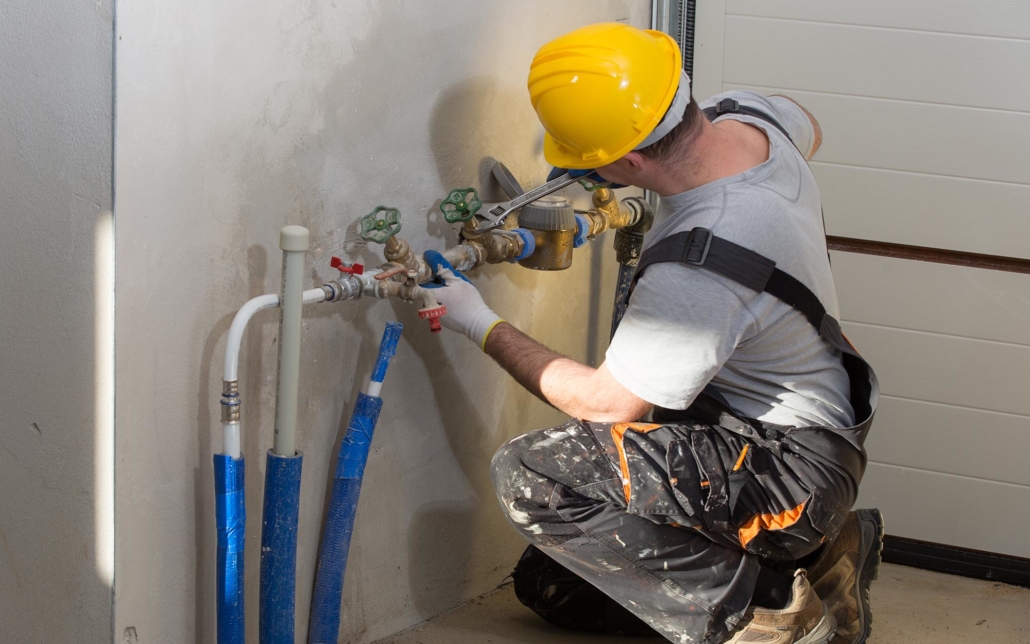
top-left (490, 402), bottom-right (862, 644)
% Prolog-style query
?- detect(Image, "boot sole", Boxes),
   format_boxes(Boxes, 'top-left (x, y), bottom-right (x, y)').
top-left (852, 509), bottom-right (884, 644)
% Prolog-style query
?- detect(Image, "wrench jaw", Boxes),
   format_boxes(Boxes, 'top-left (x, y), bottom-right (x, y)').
top-left (468, 203), bottom-right (515, 234)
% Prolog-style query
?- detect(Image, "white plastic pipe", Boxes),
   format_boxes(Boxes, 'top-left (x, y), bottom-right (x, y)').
top-left (217, 259), bottom-right (384, 458)
top-left (225, 294), bottom-right (280, 382)
top-left (221, 293), bottom-right (277, 460)
top-left (221, 422), bottom-right (242, 460)
top-left (223, 289), bottom-right (328, 382)
top-left (273, 226), bottom-right (310, 457)
top-left (219, 288), bottom-right (328, 459)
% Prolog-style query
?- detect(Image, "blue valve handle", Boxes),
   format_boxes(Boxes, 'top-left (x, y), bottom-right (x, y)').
top-left (573, 214), bottom-right (590, 249)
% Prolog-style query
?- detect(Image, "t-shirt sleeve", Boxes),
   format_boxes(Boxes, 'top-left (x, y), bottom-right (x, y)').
top-left (703, 90), bottom-right (817, 158)
top-left (604, 263), bottom-right (757, 410)
top-left (764, 95), bottom-right (816, 158)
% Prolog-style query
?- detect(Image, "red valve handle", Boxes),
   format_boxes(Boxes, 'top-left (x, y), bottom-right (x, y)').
top-left (330, 257), bottom-right (364, 275)
top-left (417, 305), bottom-right (447, 333)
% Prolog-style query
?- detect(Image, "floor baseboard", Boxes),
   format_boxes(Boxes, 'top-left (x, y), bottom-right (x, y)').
top-left (883, 535), bottom-right (1030, 588)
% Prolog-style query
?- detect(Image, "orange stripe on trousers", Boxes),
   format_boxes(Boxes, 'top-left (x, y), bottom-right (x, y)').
top-left (610, 423), bottom-right (662, 503)
top-left (738, 500), bottom-right (807, 548)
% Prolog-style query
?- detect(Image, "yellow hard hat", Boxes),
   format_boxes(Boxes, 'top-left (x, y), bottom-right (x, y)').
top-left (528, 22), bottom-right (683, 169)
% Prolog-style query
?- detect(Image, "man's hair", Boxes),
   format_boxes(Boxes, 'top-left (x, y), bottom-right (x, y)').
top-left (636, 96), bottom-right (704, 162)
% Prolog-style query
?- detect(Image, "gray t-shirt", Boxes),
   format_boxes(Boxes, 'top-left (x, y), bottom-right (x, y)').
top-left (605, 90), bottom-right (855, 429)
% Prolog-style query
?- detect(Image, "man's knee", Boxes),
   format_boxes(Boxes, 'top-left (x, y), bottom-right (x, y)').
top-left (491, 429), bottom-right (542, 498)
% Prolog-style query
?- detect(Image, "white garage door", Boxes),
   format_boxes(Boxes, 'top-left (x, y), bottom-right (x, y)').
top-left (691, 1), bottom-right (1030, 558)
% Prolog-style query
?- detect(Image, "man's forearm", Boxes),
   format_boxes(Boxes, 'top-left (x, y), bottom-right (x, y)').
top-left (482, 322), bottom-right (584, 406)
top-left (482, 322), bottom-right (652, 421)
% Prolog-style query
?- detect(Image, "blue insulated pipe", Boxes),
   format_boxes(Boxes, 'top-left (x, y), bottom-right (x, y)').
top-left (260, 226), bottom-right (309, 643)
top-left (260, 450), bottom-right (304, 644)
top-left (308, 322), bottom-right (403, 644)
top-left (214, 454), bottom-right (246, 644)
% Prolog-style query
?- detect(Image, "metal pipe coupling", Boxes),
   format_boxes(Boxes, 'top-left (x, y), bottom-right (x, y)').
top-left (320, 275), bottom-right (364, 302)
top-left (221, 380), bottom-right (241, 423)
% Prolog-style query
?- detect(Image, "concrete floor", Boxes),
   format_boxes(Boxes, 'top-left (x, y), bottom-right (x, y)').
top-left (376, 564), bottom-right (1030, 643)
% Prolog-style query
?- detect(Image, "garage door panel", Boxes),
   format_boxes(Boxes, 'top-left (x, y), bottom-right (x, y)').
top-left (857, 463), bottom-right (1030, 558)
top-left (866, 396), bottom-right (1030, 487)
top-left (699, 0), bottom-right (1029, 558)
top-left (841, 323), bottom-right (1030, 417)
top-left (816, 164), bottom-right (1030, 258)
top-left (726, 0), bottom-right (1030, 40)
top-left (722, 84), bottom-right (1030, 185)
top-left (724, 16), bottom-right (1030, 112)
top-left (832, 253), bottom-right (1030, 344)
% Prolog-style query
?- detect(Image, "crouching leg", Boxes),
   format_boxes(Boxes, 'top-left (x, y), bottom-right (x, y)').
top-left (490, 420), bottom-right (758, 644)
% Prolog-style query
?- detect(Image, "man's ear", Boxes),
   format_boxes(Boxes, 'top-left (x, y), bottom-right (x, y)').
top-left (619, 151), bottom-right (648, 173)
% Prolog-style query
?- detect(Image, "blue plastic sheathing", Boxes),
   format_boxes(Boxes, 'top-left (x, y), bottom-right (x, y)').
top-left (307, 478), bottom-right (362, 644)
top-left (260, 450), bottom-right (303, 644)
top-left (214, 454), bottom-right (246, 644)
top-left (307, 322), bottom-right (402, 644)
top-left (336, 393), bottom-right (383, 480)
top-left (610, 262), bottom-right (636, 340)
top-left (370, 321), bottom-right (403, 383)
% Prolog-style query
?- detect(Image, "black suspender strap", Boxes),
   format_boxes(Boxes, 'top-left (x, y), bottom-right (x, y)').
top-left (635, 227), bottom-right (879, 448)
top-left (633, 228), bottom-right (828, 333)
top-left (633, 99), bottom-right (881, 442)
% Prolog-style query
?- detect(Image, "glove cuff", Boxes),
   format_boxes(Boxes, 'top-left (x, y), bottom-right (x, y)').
top-left (468, 310), bottom-right (504, 350)
top-left (477, 318), bottom-right (505, 351)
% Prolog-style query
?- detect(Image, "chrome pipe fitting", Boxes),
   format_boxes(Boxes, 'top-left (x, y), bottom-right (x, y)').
top-left (220, 380), bottom-right (241, 423)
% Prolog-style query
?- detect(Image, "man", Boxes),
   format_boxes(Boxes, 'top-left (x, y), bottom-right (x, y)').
top-left (423, 22), bottom-right (881, 644)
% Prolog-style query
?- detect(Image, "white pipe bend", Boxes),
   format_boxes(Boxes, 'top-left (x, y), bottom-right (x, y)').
top-left (219, 287), bottom-right (327, 457)
top-left (223, 288), bottom-right (327, 382)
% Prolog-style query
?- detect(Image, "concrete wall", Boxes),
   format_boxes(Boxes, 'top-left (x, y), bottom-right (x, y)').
top-left (114, 2), bottom-right (648, 642)
top-left (0, 1), bottom-right (114, 642)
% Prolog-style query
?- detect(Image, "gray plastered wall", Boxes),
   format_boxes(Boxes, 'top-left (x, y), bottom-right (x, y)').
top-left (114, 1), bottom-right (649, 642)
top-left (0, 1), bottom-right (115, 642)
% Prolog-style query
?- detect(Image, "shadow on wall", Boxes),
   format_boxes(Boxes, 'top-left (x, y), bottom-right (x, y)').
top-left (396, 73), bottom-right (578, 616)
top-left (406, 501), bottom-right (478, 616)
top-left (429, 77), bottom-right (526, 201)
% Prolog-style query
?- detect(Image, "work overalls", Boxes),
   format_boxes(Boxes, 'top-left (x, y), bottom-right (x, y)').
top-left (490, 102), bottom-right (879, 644)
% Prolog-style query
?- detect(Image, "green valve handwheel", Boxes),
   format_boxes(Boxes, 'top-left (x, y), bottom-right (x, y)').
top-left (359, 206), bottom-right (402, 244)
top-left (440, 188), bottom-right (482, 223)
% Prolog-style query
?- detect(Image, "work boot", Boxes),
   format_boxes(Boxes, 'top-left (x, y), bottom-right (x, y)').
top-left (808, 509), bottom-right (884, 644)
top-left (725, 570), bottom-right (836, 643)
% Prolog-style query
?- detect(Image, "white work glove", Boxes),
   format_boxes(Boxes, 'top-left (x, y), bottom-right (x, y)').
top-left (422, 250), bottom-right (504, 350)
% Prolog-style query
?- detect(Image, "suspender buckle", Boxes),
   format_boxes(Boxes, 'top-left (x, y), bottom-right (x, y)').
top-left (685, 228), bottom-right (713, 265)
top-left (715, 98), bottom-right (740, 116)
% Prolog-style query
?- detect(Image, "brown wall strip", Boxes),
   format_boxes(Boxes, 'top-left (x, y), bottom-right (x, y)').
top-left (827, 236), bottom-right (1030, 275)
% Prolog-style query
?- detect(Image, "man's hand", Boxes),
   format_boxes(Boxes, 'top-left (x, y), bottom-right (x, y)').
top-left (422, 250), bottom-right (652, 421)
top-left (422, 250), bottom-right (504, 349)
